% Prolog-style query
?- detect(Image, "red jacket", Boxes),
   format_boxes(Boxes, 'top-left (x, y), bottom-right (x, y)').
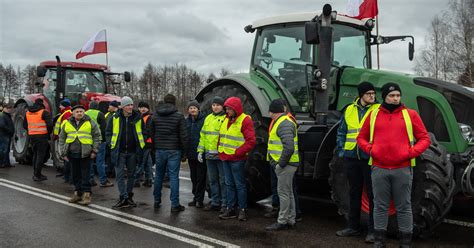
top-left (219, 97), bottom-right (256, 161)
top-left (53, 107), bottom-right (72, 139)
top-left (357, 104), bottom-right (431, 169)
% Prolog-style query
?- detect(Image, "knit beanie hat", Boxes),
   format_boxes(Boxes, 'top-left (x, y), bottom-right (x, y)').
top-left (164, 94), bottom-right (176, 105)
top-left (120, 96), bottom-right (134, 107)
top-left (187, 100), bottom-right (200, 110)
top-left (381, 82), bottom-right (402, 101)
top-left (138, 101), bottom-right (150, 109)
top-left (357, 81), bottom-right (375, 97)
top-left (60, 99), bottom-right (71, 107)
top-left (269, 99), bottom-right (285, 113)
top-left (109, 100), bottom-right (120, 108)
top-left (211, 96), bottom-right (224, 106)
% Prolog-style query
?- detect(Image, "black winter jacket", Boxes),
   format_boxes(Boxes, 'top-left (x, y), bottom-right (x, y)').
top-left (22, 103), bottom-right (53, 139)
top-left (0, 112), bottom-right (14, 137)
top-left (147, 103), bottom-right (188, 154)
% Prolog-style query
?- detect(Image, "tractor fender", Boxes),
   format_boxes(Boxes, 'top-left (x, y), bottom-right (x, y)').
top-left (15, 94), bottom-right (52, 113)
top-left (196, 76), bottom-right (274, 118)
top-left (313, 121), bottom-right (339, 179)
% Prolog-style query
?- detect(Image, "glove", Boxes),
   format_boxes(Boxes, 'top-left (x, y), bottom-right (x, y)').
top-left (197, 153), bottom-right (203, 163)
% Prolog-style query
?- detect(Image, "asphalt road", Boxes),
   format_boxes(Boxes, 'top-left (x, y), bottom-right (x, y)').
top-left (0, 154), bottom-right (473, 247)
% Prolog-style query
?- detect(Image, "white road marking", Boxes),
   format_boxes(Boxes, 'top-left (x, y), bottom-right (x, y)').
top-left (0, 178), bottom-right (239, 248)
top-left (443, 219), bottom-right (474, 228)
top-left (0, 182), bottom-right (211, 247)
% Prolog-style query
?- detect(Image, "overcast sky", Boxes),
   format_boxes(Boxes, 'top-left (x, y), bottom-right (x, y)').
top-left (0, 0), bottom-right (450, 75)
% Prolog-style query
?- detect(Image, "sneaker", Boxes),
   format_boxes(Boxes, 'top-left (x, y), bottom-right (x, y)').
top-left (265, 222), bottom-right (289, 231)
top-left (219, 208), bottom-right (237, 220)
top-left (171, 205), bottom-right (185, 212)
top-left (112, 198), bottom-right (131, 209)
top-left (204, 204), bottom-right (221, 211)
top-left (99, 180), bottom-right (114, 187)
top-left (188, 200), bottom-right (196, 207)
top-left (336, 227), bottom-right (361, 237)
top-left (238, 209), bottom-right (248, 221)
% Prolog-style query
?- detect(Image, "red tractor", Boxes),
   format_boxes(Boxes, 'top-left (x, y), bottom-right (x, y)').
top-left (13, 56), bottom-right (130, 168)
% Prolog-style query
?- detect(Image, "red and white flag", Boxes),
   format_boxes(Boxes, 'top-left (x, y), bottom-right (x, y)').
top-left (75, 29), bottom-right (107, 59)
top-left (347, 0), bottom-right (378, 19)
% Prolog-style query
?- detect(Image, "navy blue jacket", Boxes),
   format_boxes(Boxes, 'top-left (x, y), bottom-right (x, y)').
top-left (186, 111), bottom-right (206, 160)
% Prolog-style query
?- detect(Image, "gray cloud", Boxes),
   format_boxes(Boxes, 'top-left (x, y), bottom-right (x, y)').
top-left (1, 0), bottom-right (450, 76)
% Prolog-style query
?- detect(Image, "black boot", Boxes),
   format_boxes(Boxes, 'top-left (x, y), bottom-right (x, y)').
top-left (399, 231), bottom-right (412, 248)
top-left (373, 229), bottom-right (386, 248)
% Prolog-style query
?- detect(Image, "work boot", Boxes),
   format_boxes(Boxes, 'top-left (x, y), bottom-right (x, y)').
top-left (373, 229), bottom-right (386, 248)
top-left (238, 209), bottom-right (248, 221)
top-left (68, 191), bottom-right (82, 203)
top-left (336, 227), bottom-right (361, 237)
top-left (219, 208), bottom-right (237, 220)
top-left (265, 222), bottom-right (289, 231)
top-left (112, 198), bottom-right (131, 209)
top-left (78, 192), bottom-right (91, 206)
top-left (399, 231), bottom-right (412, 248)
top-left (171, 205), bottom-right (185, 212)
top-left (264, 207), bottom-right (279, 218)
top-left (127, 192), bottom-right (137, 207)
top-left (143, 179), bottom-right (153, 187)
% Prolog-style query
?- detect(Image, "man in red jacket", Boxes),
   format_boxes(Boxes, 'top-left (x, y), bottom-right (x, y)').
top-left (357, 82), bottom-right (431, 248)
top-left (218, 97), bottom-right (256, 221)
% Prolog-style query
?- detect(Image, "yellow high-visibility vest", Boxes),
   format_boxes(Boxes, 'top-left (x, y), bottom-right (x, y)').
top-left (110, 116), bottom-right (145, 149)
top-left (368, 108), bottom-right (416, 167)
top-left (218, 114), bottom-right (250, 155)
top-left (343, 99), bottom-right (380, 151)
top-left (198, 113), bottom-right (226, 155)
top-left (53, 110), bottom-right (72, 135)
top-left (266, 115), bottom-right (299, 163)
top-left (63, 120), bottom-right (93, 145)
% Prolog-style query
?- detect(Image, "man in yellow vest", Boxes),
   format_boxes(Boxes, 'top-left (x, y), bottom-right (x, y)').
top-left (265, 99), bottom-right (300, 231)
top-left (133, 101), bottom-right (154, 188)
top-left (198, 96), bottom-right (226, 212)
top-left (218, 97), bottom-right (256, 221)
top-left (59, 105), bottom-right (101, 206)
top-left (23, 98), bottom-right (53, 181)
top-left (335, 82), bottom-right (379, 242)
top-left (53, 99), bottom-right (72, 182)
top-left (357, 83), bottom-right (431, 248)
top-left (105, 96), bottom-right (146, 209)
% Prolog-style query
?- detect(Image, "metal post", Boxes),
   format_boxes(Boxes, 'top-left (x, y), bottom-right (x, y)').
top-left (376, 17), bottom-right (380, 70)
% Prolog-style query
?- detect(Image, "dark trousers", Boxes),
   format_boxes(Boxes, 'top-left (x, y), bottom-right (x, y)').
top-left (0, 136), bottom-right (11, 166)
top-left (189, 158), bottom-right (207, 203)
top-left (69, 153), bottom-right (91, 193)
top-left (115, 152), bottom-right (137, 199)
top-left (344, 157), bottom-right (374, 231)
top-left (31, 137), bottom-right (49, 176)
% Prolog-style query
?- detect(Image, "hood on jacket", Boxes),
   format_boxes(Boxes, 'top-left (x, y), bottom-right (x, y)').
top-left (224, 97), bottom-right (243, 118)
top-left (27, 103), bottom-right (44, 112)
top-left (61, 106), bottom-right (72, 113)
top-left (156, 103), bottom-right (178, 116)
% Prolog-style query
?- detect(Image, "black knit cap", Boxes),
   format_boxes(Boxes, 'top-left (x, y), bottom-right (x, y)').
top-left (72, 105), bottom-right (85, 111)
top-left (357, 81), bottom-right (376, 97)
top-left (164, 94), bottom-right (176, 105)
top-left (138, 101), bottom-right (150, 109)
top-left (269, 99), bottom-right (285, 113)
top-left (109, 100), bottom-right (120, 108)
top-left (187, 100), bottom-right (200, 110)
top-left (381, 82), bottom-right (402, 101)
top-left (211, 96), bottom-right (224, 106)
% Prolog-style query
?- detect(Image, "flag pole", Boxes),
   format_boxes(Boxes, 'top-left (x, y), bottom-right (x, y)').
top-left (376, 16), bottom-right (380, 70)
top-left (105, 29), bottom-right (109, 70)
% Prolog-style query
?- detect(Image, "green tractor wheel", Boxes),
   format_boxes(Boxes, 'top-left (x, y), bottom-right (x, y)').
top-left (329, 133), bottom-right (455, 237)
top-left (197, 83), bottom-right (272, 202)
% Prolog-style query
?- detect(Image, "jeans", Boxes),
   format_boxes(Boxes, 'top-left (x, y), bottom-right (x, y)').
top-left (207, 159), bottom-right (226, 207)
top-left (372, 166), bottom-right (413, 233)
top-left (69, 153), bottom-right (91, 193)
top-left (95, 142), bottom-right (107, 184)
top-left (189, 158), bottom-right (207, 203)
top-left (134, 148), bottom-right (153, 183)
top-left (223, 160), bottom-right (247, 209)
top-left (115, 152), bottom-right (137, 199)
top-left (276, 165), bottom-right (297, 225)
top-left (270, 164), bottom-right (301, 215)
top-left (0, 136), bottom-right (10, 166)
top-left (153, 149), bottom-right (182, 208)
top-left (344, 157), bottom-right (374, 231)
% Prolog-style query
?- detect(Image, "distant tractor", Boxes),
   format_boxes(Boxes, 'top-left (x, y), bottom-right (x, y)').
top-left (196, 4), bottom-right (473, 237)
top-left (13, 56), bottom-right (130, 168)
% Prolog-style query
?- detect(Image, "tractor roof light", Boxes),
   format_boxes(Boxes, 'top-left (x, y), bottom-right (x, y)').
top-left (459, 123), bottom-right (473, 142)
top-left (365, 19), bottom-right (375, 30)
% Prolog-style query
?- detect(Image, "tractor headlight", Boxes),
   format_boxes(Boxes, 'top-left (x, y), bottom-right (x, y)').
top-left (459, 123), bottom-right (473, 142)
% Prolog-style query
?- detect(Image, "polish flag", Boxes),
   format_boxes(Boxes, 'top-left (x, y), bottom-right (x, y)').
top-left (347, 0), bottom-right (378, 20)
top-left (75, 29), bottom-right (107, 59)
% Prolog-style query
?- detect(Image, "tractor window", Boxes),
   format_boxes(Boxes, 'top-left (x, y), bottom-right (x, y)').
top-left (333, 25), bottom-right (369, 68)
top-left (253, 25), bottom-right (312, 112)
top-left (65, 70), bottom-right (105, 94)
top-left (417, 97), bottom-right (450, 142)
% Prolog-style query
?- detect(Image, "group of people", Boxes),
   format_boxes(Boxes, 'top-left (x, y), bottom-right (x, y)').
top-left (336, 82), bottom-right (430, 248)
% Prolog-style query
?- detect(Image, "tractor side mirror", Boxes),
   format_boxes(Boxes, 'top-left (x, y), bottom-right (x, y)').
top-left (305, 22), bottom-right (319, 44)
top-left (408, 42), bottom-right (414, 61)
top-left (124, 71), bottom-right (131, 82)
top-left (37, 66), bottom-right (47, 77)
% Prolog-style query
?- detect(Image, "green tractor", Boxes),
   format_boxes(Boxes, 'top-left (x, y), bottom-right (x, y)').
top-left (196, 4), bottom-right (474, 237)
